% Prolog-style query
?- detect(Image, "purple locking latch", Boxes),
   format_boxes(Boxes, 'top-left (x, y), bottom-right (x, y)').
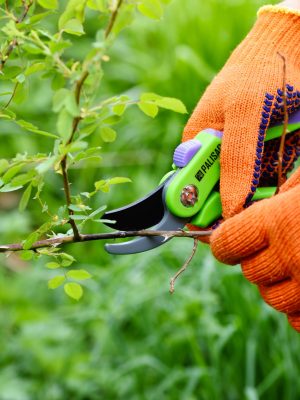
top-left (173, 129), bottom-right (223, 168)
top-left (173, 140), bottom-right (202, 168)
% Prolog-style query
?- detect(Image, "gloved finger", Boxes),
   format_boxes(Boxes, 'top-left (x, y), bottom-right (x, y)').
top-left (182, 81), bottom-right (224, 142)
top-left (287, 312), bottom-right (300, 333)
top-left (210, 202), bottom-right (268, 265)
top-left (279, 166), bottom-right (300, 194)
top-left (259, 278), bottom-right (300, 314)
top-left (220, 91), bottom-right (273, 219)
top-left (241, 247), bottom-right (288, 285)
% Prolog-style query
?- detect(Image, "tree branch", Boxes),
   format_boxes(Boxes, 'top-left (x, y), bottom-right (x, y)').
top-left (0, 230), bottom-right (211, 253)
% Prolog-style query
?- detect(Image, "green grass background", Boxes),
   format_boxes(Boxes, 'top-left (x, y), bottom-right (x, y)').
top-left (1, 0), bottom-right (300, 399)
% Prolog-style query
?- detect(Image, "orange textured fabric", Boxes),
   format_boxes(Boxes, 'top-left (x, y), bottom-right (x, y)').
top-left (211, 168), bottom-right (300, 332)
top-left (183, 5), bottom-right (300, 219)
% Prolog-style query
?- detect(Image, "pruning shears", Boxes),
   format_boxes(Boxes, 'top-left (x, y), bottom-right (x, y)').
top-left (103, 110), bottom-right (300, 255)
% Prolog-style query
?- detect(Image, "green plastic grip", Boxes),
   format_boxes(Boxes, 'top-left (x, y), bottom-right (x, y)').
top-left (191, 187), bottom-right (276, 228)
top-left (165, 130), bottom-right (222, 218)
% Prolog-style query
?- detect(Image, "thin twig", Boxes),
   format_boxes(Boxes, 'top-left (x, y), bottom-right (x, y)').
top-left (276, 52), bottom-right (288, 194)
top-left (105, 0), bottom-right (124, 39)
top-left (169, 238), bottom-right (198, 294)
top-left (4, 82), bottom-right (19, 108)
top-left (18, 0), bottom-right (33, 23)
top-left (60, 157), bottom-right (81, 240)
top-left (0, 230), bottom-right (211, 253)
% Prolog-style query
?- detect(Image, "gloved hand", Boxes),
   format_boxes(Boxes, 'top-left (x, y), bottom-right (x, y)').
top-left (210, 168), bottom-right (300, 332)
top-left (183, 5), bottom-right (300, 219)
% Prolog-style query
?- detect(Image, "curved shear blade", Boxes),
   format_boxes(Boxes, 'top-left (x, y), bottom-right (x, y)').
top-left (102, 182), bottom-right (166, 231)
top-left (105, 209), bottom-right (188, 255)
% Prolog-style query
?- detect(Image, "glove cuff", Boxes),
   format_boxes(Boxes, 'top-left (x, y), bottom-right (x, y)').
top-left (258, 5), bottom-right (300, 17)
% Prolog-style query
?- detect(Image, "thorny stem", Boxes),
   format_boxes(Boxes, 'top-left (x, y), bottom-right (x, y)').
top-left (169, 239), bottom-right (198, 294)
top-left (276, 52), bottom-right (289, 194)
top-left (0, 230), bottom-right (211, 253)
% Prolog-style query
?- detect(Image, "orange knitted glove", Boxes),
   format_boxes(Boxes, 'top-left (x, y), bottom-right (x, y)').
top-left (183, 5), bottom-right (300, 219)
top-left (211, 168), bottom-right (300, 332)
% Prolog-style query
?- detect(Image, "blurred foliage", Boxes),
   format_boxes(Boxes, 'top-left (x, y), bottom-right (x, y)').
top-left (1, 0), bottom-right (299, 399)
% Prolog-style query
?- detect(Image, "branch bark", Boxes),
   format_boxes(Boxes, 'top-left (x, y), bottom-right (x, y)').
top-left (0, 230), bottom-right (211, 253)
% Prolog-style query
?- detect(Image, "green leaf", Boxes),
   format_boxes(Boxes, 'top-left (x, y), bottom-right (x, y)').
top-left (138, 101), bottom-right (159, 118)
top-left (100, 126), bottom-right (117, 142)
top-left (11, 171), bottom-right (35, 186)
top-left (94, 177), bottom-right (131, 192)
top-left (2, 164), bottom-right (24, 183)
top-left (109, 177), bottom-right (132, 185)
top-left (64, 282), bottom-right (83, 300)
top-left (87, 0), bottom-right (107, 12)
top-left (94, 180), bottom-right (109, 192)
top-left (66, 269), bottom-right (92, 280)
top-left (60, 252), bottom-right (75, 266)
top-left (35, 157), bottom-right (56, 174)
top-left (0, 184), bottom-right (23, 192)
top-left (16, 74), bottom-right (25, 84)
top-left (48, 276), bottom-right (66, 289)
top-left (0, 160), bottom-right (9, 175)
top-left (140, 93), bottom-right (187, 114)
top-left (57, 109), bottom-right (73, 139)
top-left (25, 62), bottom-right (46, 76)
top-left (113, 103), bottom-right (126, 116)
top-left (51, 73), bottom-right (66, 90)
top-left (19, 184), bottom-right (32, 212)
top-left (16, 120), bottom-right (59, 139)
top-left (0, 66), bottom-right (22, 80)
top-left (23, 232), bottom-right (39, 250)
top-left (46, 262), bottom-right (61, 269)
top-left (59, 0), bottom-right (86, 29)
top-left (19, 250), bottom-right (34, 261)
top-left (137, 0), bottom-right (163, 20)
top-left (37, 0), bottom-right (58, 9)
top-left (65, 92), bottom-right (80, 117)
top-left (154, 97), bottom-right (187, 114)
top-left (63, 19), bottom-right (85, 36)
top-left (70, 215), bottom-right (87, 220)
top-left (29, 11), bottom-right (53, 24)
top-left (52, 88), bottom-right (69, 112)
